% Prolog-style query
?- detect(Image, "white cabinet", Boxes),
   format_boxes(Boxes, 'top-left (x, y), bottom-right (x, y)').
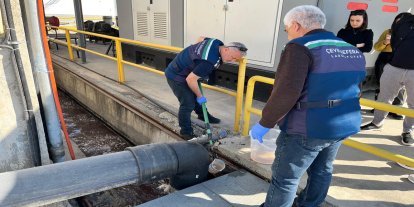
top-left (225, 0), bottom-right (280, 66)
top-left (184, 0), bottom-right (226, 44)
top-left (185, 0), bottom-right (280, 67)
top-left (132, 0), bottom-right (170, 45)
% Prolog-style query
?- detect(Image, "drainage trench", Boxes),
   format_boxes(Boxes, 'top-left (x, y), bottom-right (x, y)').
top-left (59, 90), bottom-right (169, 206)
top-left (59, 90), bottom-right (237, 206)
top-left (50, 56), bottom-right (241, 206)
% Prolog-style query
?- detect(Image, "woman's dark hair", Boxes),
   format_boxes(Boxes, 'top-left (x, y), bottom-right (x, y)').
top-left (391, 12), bottom-right (411, 32)
top-left (345, 10), bottom-right (368, 30)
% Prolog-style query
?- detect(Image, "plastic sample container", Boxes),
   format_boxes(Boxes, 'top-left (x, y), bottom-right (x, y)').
top-left (250, 128), bottom-right (280, 164)
top-left (208, 158), bottom-right (226, 174)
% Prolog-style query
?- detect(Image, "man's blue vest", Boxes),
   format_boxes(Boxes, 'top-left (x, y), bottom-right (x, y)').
top-left (165, 38), bottom-right (223, 82)
top-left (279, 31), bottom-right (366, 139)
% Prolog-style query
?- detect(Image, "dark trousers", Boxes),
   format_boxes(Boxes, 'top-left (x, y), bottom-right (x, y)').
top-left (167, 78), bottom-right (203, 135)
top-left (374, 52), bottom-right (405, 105)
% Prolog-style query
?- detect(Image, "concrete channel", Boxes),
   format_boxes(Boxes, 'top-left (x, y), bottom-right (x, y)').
top-left (54, 58), bottom-right (185, 146)
top-left (59, 91), bottom-right (169, 206)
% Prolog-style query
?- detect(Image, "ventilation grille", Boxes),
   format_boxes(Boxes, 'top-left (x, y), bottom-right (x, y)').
top-left (136, 12), bottom-right (149, 37)
top-left (153, 12), bottom-right (168, 39)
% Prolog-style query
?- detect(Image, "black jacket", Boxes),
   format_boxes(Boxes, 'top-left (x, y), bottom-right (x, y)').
top-left (337, 28), bottom-right (373, 53)
top-left (391, 15), bottom-right (414, 69)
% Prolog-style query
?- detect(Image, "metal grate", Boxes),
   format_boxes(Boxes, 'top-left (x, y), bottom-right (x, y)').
top-left (136, 12), bottom-right (149, 36)
top-left (153, 12), bottom-right (168, 39)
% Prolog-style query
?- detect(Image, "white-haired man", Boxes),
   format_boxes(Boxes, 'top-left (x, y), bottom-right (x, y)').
top-left (250, 5), bottom-right (366, 206)
top-left (165, 37), bottom-right (247, 140)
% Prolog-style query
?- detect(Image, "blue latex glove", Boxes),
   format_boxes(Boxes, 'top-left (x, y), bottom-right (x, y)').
top-left (196, 96), bottom-right (207, 105)
top-left (250, 123), bottom-right (270, 143)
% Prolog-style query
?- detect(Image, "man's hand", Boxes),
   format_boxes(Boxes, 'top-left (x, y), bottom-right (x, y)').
top-left (196, 96), bottom-right (207, 105)
top-left (250, 123), bottom-right (270, 143)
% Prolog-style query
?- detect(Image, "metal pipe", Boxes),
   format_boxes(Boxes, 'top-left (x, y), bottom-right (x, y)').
top-left (0, 142), bottom-right (209, 207)
top-left (73, 0), bottom-right (86, 63)
top-left (38, 0), bottom-right (76, 160)
top-left (21, 0), bottom-right (65, 163)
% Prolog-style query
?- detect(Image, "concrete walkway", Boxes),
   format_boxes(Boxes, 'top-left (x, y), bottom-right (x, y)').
top-left (51, 42), bottom-right (414, 206)
top-left (139, 171), bottom-right (269, 207)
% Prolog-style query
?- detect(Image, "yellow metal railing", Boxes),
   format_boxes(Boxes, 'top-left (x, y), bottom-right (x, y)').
top-left (48, 26), bottom-right (246, 132)
top-left (242, 76), bottom-right (274, 135)
top-left (243, 75), bottom-right (414, 168)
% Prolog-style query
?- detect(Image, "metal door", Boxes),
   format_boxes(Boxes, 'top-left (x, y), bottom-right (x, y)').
top-left (150, 0), bottom-right (170, 45)
top-left (184, 0), bottom-right (226, 46)
top-left (272, 0), bottom-right (319, 72)
top-left (224, 0), bottom-right (280, 67)
top-left (132, 0), bottom-right (151, 42)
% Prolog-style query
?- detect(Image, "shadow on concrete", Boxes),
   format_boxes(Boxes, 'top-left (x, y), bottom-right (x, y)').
top-left (140, 171), bottom-right (266, 207)
top-left (332, 176), bottom-right (413, 191)
top-left (334, 199), bottom-right (412, 207)
top-left (352, 133), bottom-right (401, 145)
top-left (333, 162), bottom-right (408, 176)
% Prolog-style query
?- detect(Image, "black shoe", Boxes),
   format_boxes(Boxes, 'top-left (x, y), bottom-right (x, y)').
top-left (388, 112), bottom-right (404, 120)
top-left (197, 113), bottom-right (221, 124)
top-left (360, 122), bottom-right (382, 131)
top-left (401, 133), bottom-right (414, 146)
top-left (180, 133), bottom-right (196, 141)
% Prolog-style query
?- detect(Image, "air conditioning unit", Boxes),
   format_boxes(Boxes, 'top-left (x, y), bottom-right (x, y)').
top-left (132, 0), bottom-right (183, 47)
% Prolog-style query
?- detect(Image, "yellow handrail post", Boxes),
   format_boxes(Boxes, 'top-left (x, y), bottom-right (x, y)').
top-left (242, 76), bottom-right (274, 136)
top-left (65, 30), bottom-right (74, 61)
top-left (242, 76), bottom-right (256, 136)
top-left (115, 39), bottom-right (125, 83)
top-left (234, 58), bottom-right (247, 133)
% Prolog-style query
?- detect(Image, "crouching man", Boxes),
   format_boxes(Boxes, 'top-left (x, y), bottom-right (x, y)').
top-left (165, 37), bottom-right (247, 140)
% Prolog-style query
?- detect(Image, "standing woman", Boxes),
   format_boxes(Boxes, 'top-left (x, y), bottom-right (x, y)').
top-left (337, 10), bottom-right (373, 53)
top-left (372, 12), bottom-right (411, 119)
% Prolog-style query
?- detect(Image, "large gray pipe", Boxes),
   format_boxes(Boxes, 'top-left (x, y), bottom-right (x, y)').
top-left (20, 0), bottom-right (65, 162)
top-left (0, 142), bottom-right (210, 207)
